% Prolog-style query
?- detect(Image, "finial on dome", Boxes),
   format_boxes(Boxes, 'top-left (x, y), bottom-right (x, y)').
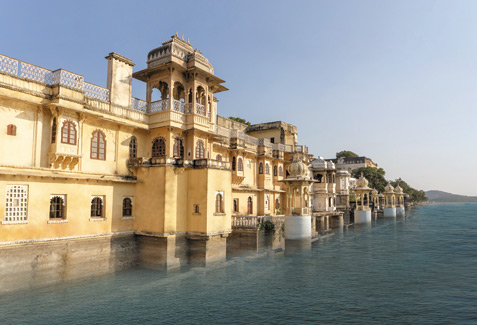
top-left (187, 37), bottom-right (190, 43)
top-left (181, 34), bottom-right (184, 40)
top-left (175, 31), bottom-right (178, 36)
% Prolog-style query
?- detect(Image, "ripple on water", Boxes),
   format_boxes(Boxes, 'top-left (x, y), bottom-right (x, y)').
top-left (1, 204), bottom-right (477, 324)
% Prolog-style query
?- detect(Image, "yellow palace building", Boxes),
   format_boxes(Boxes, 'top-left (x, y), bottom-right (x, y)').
top-left (0, 35), bottom-right (312, 283)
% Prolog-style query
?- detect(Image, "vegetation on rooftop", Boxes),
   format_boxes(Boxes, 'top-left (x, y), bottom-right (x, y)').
top-left (336, 150), bottom-right (359, 158)
top-left (228, 116), bottom-right (251, 125)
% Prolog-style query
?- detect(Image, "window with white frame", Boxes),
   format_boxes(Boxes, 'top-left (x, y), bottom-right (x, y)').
top-left (122, 197), bottom-right (133, 217)
top-left (91, 196), bottom-right (104, 218)
top-left (4, 185), bottom-right (28, 222)
top-left (215, 191), bottom-right (224, 213)
top-left (49, 195), bottom-right (66, 219)
top-left (265, 194), bottom-right (270, 211)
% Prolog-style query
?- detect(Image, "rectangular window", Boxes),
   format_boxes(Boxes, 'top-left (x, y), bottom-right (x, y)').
top-left (270, 137), bottom-right (274, 143)
top-left (4, 185), bottom-right (28, 222)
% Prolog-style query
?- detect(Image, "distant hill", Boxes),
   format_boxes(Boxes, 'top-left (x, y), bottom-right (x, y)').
top-left (425, 190), bottom-right (477, 203)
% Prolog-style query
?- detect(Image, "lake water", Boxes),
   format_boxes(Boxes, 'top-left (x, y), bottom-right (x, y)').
top-left (1, 204), bottom-right (476, 324)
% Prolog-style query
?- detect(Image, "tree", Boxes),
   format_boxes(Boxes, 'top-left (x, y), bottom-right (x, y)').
top-left (336, 150), bottom-right (359, 159)
top-left (352, 167), bottom-right (387, 193)
top-left (228, 116), bottom-right (251, 126)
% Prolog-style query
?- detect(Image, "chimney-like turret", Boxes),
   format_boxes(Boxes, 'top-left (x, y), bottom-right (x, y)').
top-left (105, 52), bottom-right (135, 108)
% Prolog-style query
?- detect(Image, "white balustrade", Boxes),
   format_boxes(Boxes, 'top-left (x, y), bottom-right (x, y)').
top-left (195, 103), bottom-right (206, 116)
top-left (84, 82), bottom-right (110, 102)
top-left (151, 99), bottom-right (169, 113)
top-left (172, 99), bottom-right (185, 113)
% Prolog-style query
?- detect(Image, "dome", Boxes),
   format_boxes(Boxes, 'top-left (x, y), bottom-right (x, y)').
top-left (336, 170), bottom-right (350, 176)
top-left (311, 157), bottom-right (327, 170)
top-left (356, 173), bottom-right (369, 188)
top-left (327, 160), bottom-right (336, 170)
top-left (371, 189), bottom-right (379, 195)
top-left (385, 183), bottom-right (395, 193)
top-left (287, 160), bottom-right (309, 178)
top-left (395, 185), bottom-right (403, 194)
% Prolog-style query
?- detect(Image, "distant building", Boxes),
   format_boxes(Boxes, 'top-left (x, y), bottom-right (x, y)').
top-left (329, 156), bottom-right (378, 174)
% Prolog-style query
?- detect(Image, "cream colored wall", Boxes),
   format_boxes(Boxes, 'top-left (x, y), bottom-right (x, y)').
top-left (0, 98), bottom-right (38, 167)
top-left (0, 175), bottom-right (135, 243)
top-left (206, 169), bottom-right (232, 233)
top-left (134, 167), bottom-right (166, 234)
top-left (231, 192), bottom-right (258, 216)
top-left (246, 129), bottom-right (282, 143)
top-left (187, 168), bottom-right (209, 233)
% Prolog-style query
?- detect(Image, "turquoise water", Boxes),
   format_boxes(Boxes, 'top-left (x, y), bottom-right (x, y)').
top-left (1, 204), bottom-right (477, 324)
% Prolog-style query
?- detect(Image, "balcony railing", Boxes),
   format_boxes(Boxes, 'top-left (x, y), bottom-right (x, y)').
top-left (172, 99), bottom-right (185, 113)
top-left (131, 97), bottom-right (148, 112)
top-left (151, 99), bottom-right (169, 113)
top-left (196, 103), bottom-right (206, 116)
top-left (232, 216), bottom-right (259, 229)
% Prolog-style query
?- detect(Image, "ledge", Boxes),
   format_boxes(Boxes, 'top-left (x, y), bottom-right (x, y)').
top-left (1, 220), bottom-right (28, 225)
top-left (89, 217), bottom-right (107, 222)
top-left (47, 219), bottom-right (68, 224)
top-left (121, 216), bottom-right (134, 221)
top-left (214, 212), bottom-right (226, 216)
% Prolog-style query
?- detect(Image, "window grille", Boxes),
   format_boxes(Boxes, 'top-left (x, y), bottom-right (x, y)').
top-left (274, 165), bottom-right (278, 176)
top-left (51, 117), bottom-right (57, 143)
top-left (152, 137), bottom-right (166, 157)
top-left (232, 156), bottom-right (236, 171)
top-left (259, 163), bottom-right (263, 174)
top-left (91, 130), bottom-right (106, 160)
top-left (4, 185), bottom-right (28, 221)
top-left (122, 197), bottom-right (132, 216)
top-left (173, 138), bottom-right (184, 158)
top-left (233, 198), bottom-right (239, 213)
top-left (265, 163), bottom-right (270, 175)
top-left (91, 196), bottom-right (104, 217)
top-left (247, 196), bottom-right (253, 214)
top-left (49, 195), bottom-right (66, 219)
top-left (279, 166), bottom-right (283, 176)
top-left (195, 140), bottom-right (205, 159)
top-left (216, 154), bottom-right (222, 162)
top-left (129, 136), bottom-right (137, 158)
top-left (61, 120), bottom-right (77, 145)
top-left (237, 158), bottom-right (244, 171)
top-left (215, 193), bottom-right (223, 213)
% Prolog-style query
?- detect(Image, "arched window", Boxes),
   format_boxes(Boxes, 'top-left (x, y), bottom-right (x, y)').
top-left (196, 140), bottom-right (205, 158)
top-left (91, 197), bottom-right (103, 217)
top-left (237, 158), bottom-right (244, 171)
top-left (259, 162), bottom-right (263, 174)
top-left (275, 198), bottom-right (280, 211)
top-left (247, 196), bottom-right (253, 214)
top-left (215, 193), bottom-right (223, 213)
top-left (232, 156), bottom-right (236, 171)
top-left (51, 117), bottom-right (57, 143)
top-left (173, 137), bottom-right (184, 158)
top-left (265, 163), bottom-right (270, 175)
top-left (233, 198), bottom-right (239, 213)
top-left (279, 166), bottom-right (283, 176)
top-left (329, 197), bottom-right (333, 208)
top-left (216, 154), bottom-right (222, 162)
top-left (129, 136), bottom-right (137, 158)
top-left (49, 196), bottom-right (65, 219)
top-left (122, 198), bottom-right (132, 217)
top-left (273, 165), bottom-right (278, 177)
top-left (152, 137), bottom-right (166, 157)
top-left (6, 124), bottom-right (16, 136)
top-left (265, 195), bottom-right (270, 210)
top-left (61, 120), bottom-right (77, 145)
top-left (91, 130), bottom-right (106, 160)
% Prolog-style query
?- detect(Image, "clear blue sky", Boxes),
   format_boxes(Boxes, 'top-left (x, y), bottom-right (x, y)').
top-left (2, 0), bottom-right (476, 195)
